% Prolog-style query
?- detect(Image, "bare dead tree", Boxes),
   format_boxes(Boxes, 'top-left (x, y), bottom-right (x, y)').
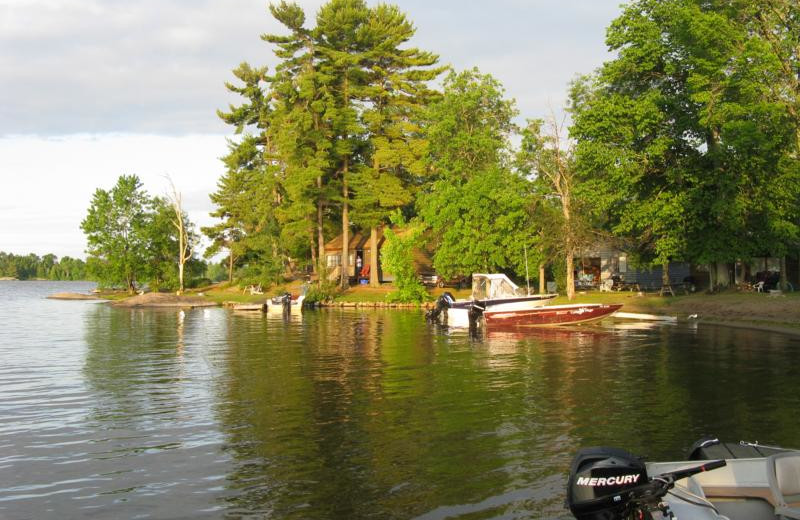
top-left (165, 175), bottom-right (191, 295)
top-left (521, 109), bottom-right (581, 300)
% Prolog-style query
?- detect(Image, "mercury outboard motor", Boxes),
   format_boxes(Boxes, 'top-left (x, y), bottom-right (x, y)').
top-left (567, 447), bottom-right (726, 520)
top-left (426, 292), bottom-right (455, 322)
top-left (567, 447), bottom-right (648, 520)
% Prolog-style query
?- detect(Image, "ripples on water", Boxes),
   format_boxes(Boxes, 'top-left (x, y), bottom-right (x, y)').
top-left (1, 281), bottom-right (799, 519)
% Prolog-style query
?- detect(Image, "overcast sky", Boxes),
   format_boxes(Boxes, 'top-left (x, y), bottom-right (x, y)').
top-left (0, 0), bottom-right (624, 259)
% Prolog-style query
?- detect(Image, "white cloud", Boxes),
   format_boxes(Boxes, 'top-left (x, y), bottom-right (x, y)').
top-left (1, 0), bottom-right (620, 135)
top-left (0, 0), bottom-right (624, 258)
top-left (0, 133), bottom-right (229, 258)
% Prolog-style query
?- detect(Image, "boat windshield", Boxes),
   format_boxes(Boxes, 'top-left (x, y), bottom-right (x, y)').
top-left (471, 274), bottom-right (521, 300)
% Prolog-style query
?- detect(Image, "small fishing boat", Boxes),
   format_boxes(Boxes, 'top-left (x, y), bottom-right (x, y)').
top-left (567, 438), bottom-right (800, 520)
top-left (484, 303), bottom-right (622, 326)
top-left (266, 286), bottom-right (306, 315)
top-left (427, 273), bottom-right (557, 327)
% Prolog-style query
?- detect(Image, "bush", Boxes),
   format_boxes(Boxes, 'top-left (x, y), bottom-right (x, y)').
top-left (382, 226), bottom-right (430, 303)
top-left (304, 279), bottom-right (341, 304)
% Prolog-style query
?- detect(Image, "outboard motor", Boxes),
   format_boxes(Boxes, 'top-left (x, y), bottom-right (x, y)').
top-left (426, 292), bottom-right (455, 322)
top-left (271, 292), bottom-right (292, 313)
top-left (567, 447), bottom-right (726, 520)
top-left (567, 447), bottom-right (648, 520)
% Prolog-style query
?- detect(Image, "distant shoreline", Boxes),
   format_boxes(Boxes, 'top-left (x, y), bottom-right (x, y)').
top-left (0, 278), bottom-right (91, 282)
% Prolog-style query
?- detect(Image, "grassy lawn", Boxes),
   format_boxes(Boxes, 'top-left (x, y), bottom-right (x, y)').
top-left (184, 280), bottom-right (800, 332)
top-left (190, 280), bottom-right (307, 304)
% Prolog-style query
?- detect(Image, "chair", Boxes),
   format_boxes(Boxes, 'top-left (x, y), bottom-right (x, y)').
top-left (767, 453), bottom-right (800, 519)
top-left (754, 281), bottom-right (765, 293)
top-left (599, 278), bottom-right (614, 292)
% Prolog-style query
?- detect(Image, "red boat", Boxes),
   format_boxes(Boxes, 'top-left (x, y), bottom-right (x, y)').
top-left (483, 303), bottom-right (623, 327)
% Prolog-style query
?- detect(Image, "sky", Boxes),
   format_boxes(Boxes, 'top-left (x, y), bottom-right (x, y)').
top-left (0, 0), bottom-right (625, 259)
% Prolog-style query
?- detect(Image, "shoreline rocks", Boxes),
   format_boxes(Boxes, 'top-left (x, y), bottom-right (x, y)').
top-left (111, 293), bottom-right (219, 308)
top-left (47, 292), bottom-right (106, 300)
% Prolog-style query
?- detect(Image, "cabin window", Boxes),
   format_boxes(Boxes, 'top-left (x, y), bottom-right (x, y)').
top-left (618, 255), bottom-right (627, 273)
top-left (327, 254), bottom-right (341, 267)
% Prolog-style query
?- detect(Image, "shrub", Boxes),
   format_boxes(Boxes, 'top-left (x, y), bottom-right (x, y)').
top-left (382, 225), bottom-right (430, 303)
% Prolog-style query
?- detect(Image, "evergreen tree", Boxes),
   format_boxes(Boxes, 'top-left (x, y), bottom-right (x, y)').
top-left (315, 0), bottom-right (372, 288)
top-left (265, 2), bottom-right (337, 275)
top-left (351, 3), bottom-right (443, 286)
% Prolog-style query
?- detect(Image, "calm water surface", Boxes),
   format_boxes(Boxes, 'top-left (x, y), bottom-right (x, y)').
top-left (2, 281), bottom-right (799, 519)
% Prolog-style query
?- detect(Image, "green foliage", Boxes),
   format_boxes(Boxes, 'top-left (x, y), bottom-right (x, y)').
top-left (381, 225), bottom-right (429, 303)
top-left (417, 69), bottom-right (536, 279)
top-left (571, 0), bottom-right (800, 268)
top-left (303, 278), bottom-right (341, 304)
top-left (81, 175), bottom-right (153, 292)
top-left (81, 175), bottom-right (201, 292)
top-left (0, 252), bottom-right (88, 280)
top-left (205, 260), bottom-right (229, 283)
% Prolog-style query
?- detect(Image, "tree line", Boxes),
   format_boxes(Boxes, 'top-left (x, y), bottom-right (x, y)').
top-left (0, 252), bottom-right (88, 281)
top-left (80, 0), bottom-right (799, 300)
top-left (207, 0), bottom-right (799, 299)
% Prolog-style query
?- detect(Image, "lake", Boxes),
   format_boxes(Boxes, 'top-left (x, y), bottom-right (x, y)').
top-left (1, 281), bottom-right (799, 519)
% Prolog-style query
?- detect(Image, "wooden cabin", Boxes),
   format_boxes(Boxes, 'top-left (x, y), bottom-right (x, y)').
top-left (323, 226), bottom-right (434, 285)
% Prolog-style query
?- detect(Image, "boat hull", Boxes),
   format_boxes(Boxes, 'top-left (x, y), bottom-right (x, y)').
top-left (484, 303), bottom-right (622, 326)
top-left (443, 294), bottom-right (557, 328)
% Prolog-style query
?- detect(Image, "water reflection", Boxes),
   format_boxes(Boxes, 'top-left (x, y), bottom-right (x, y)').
top-left (2, 284), bottom-right (800, 520)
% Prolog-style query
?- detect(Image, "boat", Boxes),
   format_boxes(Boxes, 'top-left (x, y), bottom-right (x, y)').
top-left (427, 273), bottom-right (557, 327)
top-left (231, 303), bottom-right (267, 312)
top-left (266, 286), bottom-right (306, 315)
top-left (484, 303), bottom-right (622, 326)
top-left (566, 438), bottom-right (800, 519)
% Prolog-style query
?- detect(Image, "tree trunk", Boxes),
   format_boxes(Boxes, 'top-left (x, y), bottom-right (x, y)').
top-left (228, 250), bottom-right (234, 284)
top-left (317, 176), bottom-right (325, 282)
top-left (780, 256), bottom-right (788, 291)
top-left (310, 233), bottom-right (318, 275)
top-left (177, 226), bottom-right (185, 295)
top-left (369, 226), bottom-right (379, 287)
top-left (708, 262), bottom-right (717, 292)
top-left (178, 260), bottom-right (184, 295)
top-left (341, 167), bottom-right (350, 290)
top-left (662, 262), bottom-right (670, 290)
top-left (539, 263), bottom-right (546, 294)
top-left (566, 253), bottom-right (575, 300)
top-left (563, 203), bottom-right (575, 301)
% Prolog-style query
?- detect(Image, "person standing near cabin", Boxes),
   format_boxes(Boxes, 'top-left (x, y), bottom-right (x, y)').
top-left (356, 255), bottom-right (362, 275)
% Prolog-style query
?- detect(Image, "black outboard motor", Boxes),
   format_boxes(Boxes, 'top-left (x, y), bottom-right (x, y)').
top-left (567, 447), bottom-right (648, 520)
top-left (567, 447), bottom-right (726, 520)
top-left (426, 292), bottom-right (455, 322)
top-left (271, 292), bottom-right (292, 313)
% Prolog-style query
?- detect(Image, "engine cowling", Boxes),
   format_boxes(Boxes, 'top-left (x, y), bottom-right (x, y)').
top-left (566, 447), bottom-right (648, 520)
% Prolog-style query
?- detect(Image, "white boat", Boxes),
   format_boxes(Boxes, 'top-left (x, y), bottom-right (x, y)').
top-left (428, 273), bottom-right (557, 327)
top-left (567, 439), bottom-right (800, 520)
top-left (266, 286), bottom-right (306, 315)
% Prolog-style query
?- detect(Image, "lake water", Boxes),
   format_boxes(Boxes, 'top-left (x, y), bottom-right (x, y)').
top-left (2, 281), bottom-right (799, 519)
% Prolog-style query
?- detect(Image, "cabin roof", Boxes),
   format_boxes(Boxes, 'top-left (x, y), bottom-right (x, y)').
top-left (324, 231), bottom-right (368, 253)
